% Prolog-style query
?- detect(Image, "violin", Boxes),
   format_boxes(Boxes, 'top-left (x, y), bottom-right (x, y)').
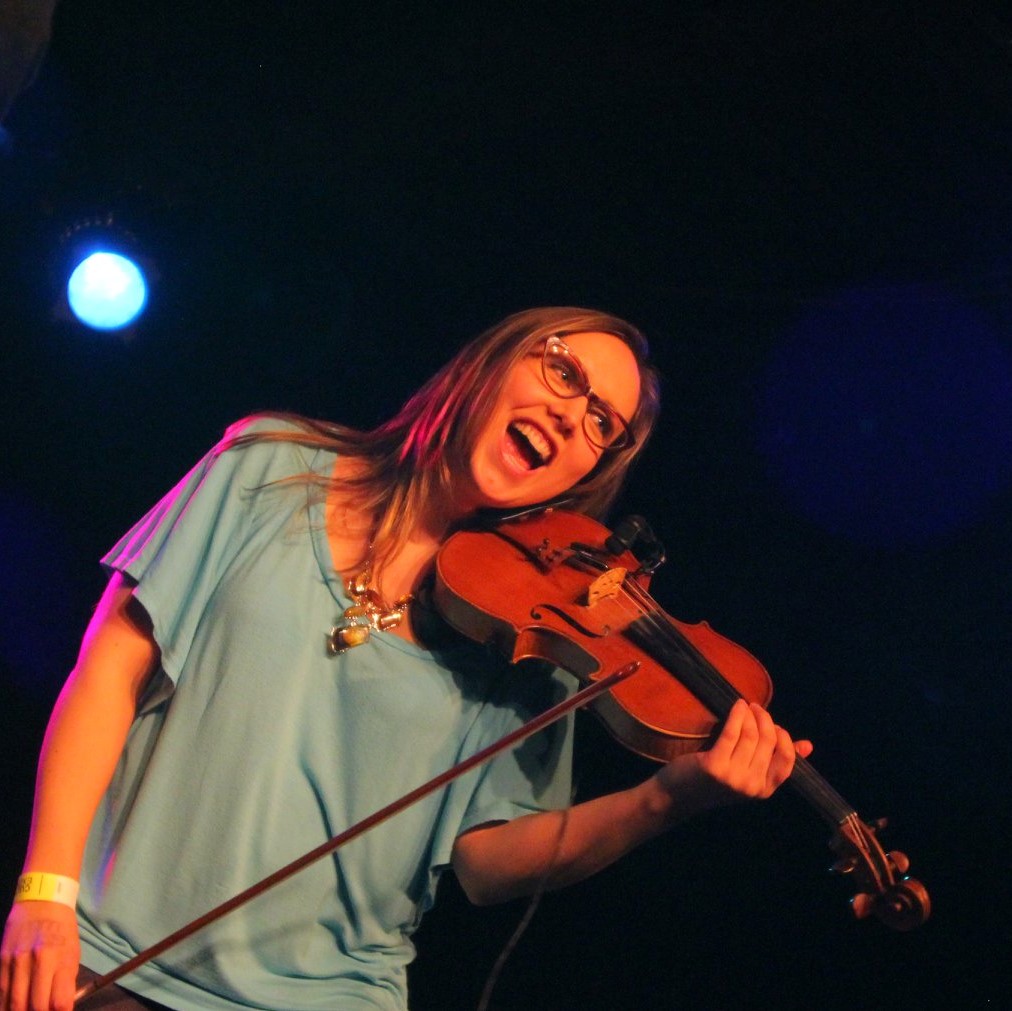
top-left (434, 507), bottom-right (930, 931)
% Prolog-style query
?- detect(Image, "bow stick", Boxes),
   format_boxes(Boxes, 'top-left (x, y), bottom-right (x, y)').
top-left (74, 662), bottom-right (640, 1004)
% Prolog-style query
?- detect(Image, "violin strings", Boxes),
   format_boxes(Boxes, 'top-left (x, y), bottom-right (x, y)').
top-left (616, 577), bottom-right (743, 711)
top-left (841, 812), bottom-right (887, 891)
top-left (623, 579), bottom-right (858, 823)
top-left (566, 551), bottom-right (891, 894)
top-left (571, 554), bottom-right (856, 824)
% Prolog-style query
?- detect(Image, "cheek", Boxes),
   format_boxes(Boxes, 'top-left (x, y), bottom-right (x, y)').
top-left (560, 446), bottom-right (605, 487)
top-left (501, 367), bottom-right (543, 404)
top-left (581, 453), bottom-right (605, 482)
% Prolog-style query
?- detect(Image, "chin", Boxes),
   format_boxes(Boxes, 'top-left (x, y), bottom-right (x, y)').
top-left (477, 482), bottom-right (570, 514)
top-left (468, 446), bottom-right (579, 512)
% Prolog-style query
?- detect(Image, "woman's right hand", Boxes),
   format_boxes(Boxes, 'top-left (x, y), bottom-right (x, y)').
top-left (0, 901), bottom-right (80, 1011)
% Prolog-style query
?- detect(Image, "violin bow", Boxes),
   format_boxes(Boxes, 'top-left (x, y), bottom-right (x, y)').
top-left (73, 662), bottom-right (640, 1005)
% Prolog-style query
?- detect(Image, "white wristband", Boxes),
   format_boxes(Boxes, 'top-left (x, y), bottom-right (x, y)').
top-left (14, 872), bottom-right (79, 909)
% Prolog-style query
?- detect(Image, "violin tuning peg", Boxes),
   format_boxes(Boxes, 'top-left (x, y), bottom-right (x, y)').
top-left (888, 850), bottom-right (911, 875)
top-left (850, 892), bottom-right (875, 920)
top-left (831, 856), bottom-right (857, 875)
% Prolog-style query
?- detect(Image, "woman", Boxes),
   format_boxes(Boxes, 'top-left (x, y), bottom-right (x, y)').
top-left (1, 307), bottom-right (811, 1011)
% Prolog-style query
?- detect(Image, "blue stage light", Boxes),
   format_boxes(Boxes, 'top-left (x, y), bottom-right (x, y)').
top-left (66, 251), bottom-right (148, 331)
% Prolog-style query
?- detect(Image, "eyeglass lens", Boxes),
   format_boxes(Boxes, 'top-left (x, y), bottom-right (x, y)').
top-left (542, 341), bottom-right (630, 449)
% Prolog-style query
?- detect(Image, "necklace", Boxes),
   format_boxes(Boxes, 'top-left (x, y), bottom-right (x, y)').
top-left (327, 562), bottom-right (414, 654)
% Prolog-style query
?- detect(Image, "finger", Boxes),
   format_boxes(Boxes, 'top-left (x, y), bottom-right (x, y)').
top-left (50, 961), bottom-right (76, 1011)
top-left (0, 947), bottom-right (9, 1005)
top-left (29, 952), bottom-right (56, 1011)
top-left (4, 951), bottom-right (30, 1011)
top-left (743, 704), bottom-right (778, 772)
top-left (763, 725), bottom-right (799, 792)
top-left (724, 704), bottom-right (769, 773)
top-left (794, 739), bottom-right (814, 759)
top-left (708, 698), bottom-right (749, 761)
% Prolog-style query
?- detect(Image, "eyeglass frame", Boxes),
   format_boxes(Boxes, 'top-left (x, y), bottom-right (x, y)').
top-left (538, 334), bottom-right (637, 451)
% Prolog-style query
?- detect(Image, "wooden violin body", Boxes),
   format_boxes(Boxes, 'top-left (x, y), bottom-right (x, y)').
top-left (437, 509), bottom-right (770, 761)
top-left (435, 508), bottom-right (930, 930)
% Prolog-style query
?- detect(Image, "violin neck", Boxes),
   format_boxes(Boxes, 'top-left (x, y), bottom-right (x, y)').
top-left (627, 615), bottom-right (857, 829)
top-left (788, 756), bottom-right (857, 828)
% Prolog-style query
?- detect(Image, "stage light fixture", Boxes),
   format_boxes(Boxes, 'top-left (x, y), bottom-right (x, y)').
top-left (54, 209), bottom-right (155, 334)
top-left (66, 250), bottom-right (148, 330)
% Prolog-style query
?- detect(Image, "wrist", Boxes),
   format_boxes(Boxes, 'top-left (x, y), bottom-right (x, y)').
top-left (14, 872), bottom-right (79, 909)
top-left (629, 773), bottom-right (686, 836)
top-left (652, 753), bottom-right (736, 821)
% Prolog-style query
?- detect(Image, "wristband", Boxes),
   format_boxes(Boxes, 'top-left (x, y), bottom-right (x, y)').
top-left (14, 872), bottom-right (79, 908)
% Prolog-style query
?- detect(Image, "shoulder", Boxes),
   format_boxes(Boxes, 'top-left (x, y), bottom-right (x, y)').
top-left (219, 412), bottom-right (315, 445)
top-left (204, 414), bottom-right (332, 490)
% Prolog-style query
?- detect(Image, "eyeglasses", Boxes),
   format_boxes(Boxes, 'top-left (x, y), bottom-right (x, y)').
top-left (540, 336), bottom-right (635, 451)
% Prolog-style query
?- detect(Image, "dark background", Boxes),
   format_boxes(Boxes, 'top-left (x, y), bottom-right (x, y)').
top-left (2, 3), bottom-right (1010, 1008)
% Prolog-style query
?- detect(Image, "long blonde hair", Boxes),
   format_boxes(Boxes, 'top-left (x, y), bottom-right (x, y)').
top-left (225, 307), bottom-right (661, 572)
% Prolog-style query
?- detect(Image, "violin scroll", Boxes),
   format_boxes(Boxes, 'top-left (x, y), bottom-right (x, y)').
top-left (830, 816), bottom-right (931, 931)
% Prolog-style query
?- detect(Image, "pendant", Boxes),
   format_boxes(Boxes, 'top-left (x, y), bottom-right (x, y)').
top-left (328, 621), bottom-right (373, 654)
top-left (327, 566), bottom-right (413, 655)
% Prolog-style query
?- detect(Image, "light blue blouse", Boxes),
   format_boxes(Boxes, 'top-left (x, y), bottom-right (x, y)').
top-left (76, 418), bottom-right (574, 1010)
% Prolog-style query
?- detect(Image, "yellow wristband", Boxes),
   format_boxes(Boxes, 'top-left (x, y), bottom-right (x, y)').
top-left (14, 872), bottom-right (79, 908)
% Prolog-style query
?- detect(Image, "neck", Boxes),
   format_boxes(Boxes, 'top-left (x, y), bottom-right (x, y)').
top-left (326, 456), bottom-right (483, 600)
top-left (327, 504), bottom-right (462, 602)
top-left (376, 472), bottom-right (483, 585)
top-left (371, 534), bottom-right (442, 603)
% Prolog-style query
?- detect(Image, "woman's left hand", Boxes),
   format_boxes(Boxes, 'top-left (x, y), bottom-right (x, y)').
top-left (657, 698), bottom-right (813, 805)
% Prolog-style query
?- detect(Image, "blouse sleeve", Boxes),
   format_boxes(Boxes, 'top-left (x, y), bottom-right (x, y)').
top-left (101, 418), bottom-right (305, 691)
top-left (426, 661), bottom-right (577, 874)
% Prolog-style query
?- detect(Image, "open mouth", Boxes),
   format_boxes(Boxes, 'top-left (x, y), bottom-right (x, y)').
top-left (507, 421), bottom-right (553, 469)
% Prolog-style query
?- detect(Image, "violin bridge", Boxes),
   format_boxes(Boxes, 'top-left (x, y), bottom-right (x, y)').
top-left (586, 567), bottom-right (627, 607)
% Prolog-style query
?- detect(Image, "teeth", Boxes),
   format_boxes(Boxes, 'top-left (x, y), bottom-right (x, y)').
top-left (511, 421), bottom-right (552, 463)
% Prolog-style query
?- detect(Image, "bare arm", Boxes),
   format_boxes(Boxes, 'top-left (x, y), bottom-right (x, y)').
top-left (0, 572), bottom-right (159, 1011)
top-left (452, 700), bottom-right (813, 905)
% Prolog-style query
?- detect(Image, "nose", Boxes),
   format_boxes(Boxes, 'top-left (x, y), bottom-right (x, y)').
top-left (547, 392), bottom-right (587, 439)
